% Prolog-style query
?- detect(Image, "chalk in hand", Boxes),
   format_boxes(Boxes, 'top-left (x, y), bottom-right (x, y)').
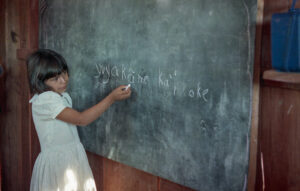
top-left (123, 84), bottom-right (131, 91)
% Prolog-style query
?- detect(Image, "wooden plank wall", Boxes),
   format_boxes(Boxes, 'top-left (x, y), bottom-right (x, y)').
top-left (0, 0), bottom-right (5, 190)
top-left (0, 0), bottom-right (39, 190)
top-left (1, 0), bottom-right (23, 189)
top-left (255, 0), bottom-right (300, 191)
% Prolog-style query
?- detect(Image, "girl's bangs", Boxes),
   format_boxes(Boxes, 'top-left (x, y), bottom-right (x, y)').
top-left (40, 56), bottom-right (68, 81)
top-left (45, 62), bottom-right (65, 78)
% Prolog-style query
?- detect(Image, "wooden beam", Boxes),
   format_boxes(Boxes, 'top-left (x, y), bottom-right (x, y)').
top-left (262, 70), bottom-right (300, 90)
top-left (247, 0), bottom-right (265, 190)
top-left (263, 70), bottom-right (300, 83)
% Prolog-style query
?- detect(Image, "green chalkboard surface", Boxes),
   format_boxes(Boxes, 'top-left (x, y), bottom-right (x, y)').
top-left (40, 0), bottom-right (257, 190)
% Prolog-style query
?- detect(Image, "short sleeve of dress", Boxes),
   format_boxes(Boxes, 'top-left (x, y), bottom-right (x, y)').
top-left (32, 91), bottom-right (67, 120)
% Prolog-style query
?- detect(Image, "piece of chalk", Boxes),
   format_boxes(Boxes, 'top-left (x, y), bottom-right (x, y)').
top-left (122, 84), bottom-right (131, 91)
top-left (125, 84), bottom-right (131, 90)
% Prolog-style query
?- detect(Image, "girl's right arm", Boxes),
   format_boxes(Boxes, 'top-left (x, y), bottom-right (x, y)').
top-left (56, 85), bottom-right (131, 126)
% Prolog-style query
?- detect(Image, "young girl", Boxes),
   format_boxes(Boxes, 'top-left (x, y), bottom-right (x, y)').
top-left (27, 49), bottom-right (131, 191)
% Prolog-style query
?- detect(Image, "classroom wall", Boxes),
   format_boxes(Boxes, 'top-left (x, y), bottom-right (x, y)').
top-left (5, 0), bottom-right (299, 190)
top-left (255, 0), bottom-right (300, 191)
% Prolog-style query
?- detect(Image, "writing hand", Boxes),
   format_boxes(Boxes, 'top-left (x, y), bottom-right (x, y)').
top-left (110, 85), bottom-right (131, 101)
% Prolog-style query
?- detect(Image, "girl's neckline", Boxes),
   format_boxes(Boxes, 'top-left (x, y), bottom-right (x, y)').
top-left (29, 91), bottom-right (68, 103)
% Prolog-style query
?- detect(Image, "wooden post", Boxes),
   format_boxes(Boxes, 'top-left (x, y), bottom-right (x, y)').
top-left (247, 0), bottom-right (265, 190)
top-left (17, 0), bottom-right (39, 189)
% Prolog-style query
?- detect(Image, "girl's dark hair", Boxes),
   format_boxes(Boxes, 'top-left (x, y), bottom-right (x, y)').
top-left (27, 49), bottom-right (69, 94)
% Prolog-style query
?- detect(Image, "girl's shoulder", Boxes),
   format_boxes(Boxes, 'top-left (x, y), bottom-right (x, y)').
top-left (30, 91), bottom-right (71, 119)
top-left (29, 91), bottom-right (64, 104)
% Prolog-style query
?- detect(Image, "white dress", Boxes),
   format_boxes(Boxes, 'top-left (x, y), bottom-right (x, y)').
top-left (29, 91), bottom-right (97, 191)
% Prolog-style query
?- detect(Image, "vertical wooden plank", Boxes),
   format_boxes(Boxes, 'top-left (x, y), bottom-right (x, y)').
top-left (247, 0), bottom-right (264, 190)
top-left (19, 0), bottom-right (31, 189)
top-left (0, 0), bottom-right (23, 190)
top-left (0, 0), bottom-right (6, 113)
top-left (0, 0), bottom-right (5, 63)
top-left (0, 0), bottom-right (5, 187)
top-left (17, 0), bottom-right (39, 190)
top-left (260, 87), bottom-right (300, 191)
top-left (25, 0), bottom-right (40, 179)
top-left (28, 0), bottom-right (39, 50)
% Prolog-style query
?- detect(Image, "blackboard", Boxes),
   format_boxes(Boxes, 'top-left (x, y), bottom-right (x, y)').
top-left (40, 0), bottom-right (257, 190)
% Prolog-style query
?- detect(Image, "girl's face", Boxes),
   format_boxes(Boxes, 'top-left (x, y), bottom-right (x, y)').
top-left (45, 72), bottom-right (69, 94)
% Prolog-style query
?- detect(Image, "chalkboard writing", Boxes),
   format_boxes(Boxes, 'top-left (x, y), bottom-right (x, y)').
top-left (94, 63), bottom-right (209, 101)
top-left (40, 0), bottom-right (257, 190)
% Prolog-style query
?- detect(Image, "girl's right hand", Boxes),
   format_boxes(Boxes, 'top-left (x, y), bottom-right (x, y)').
top-left (109, 85), bottom-right (131, 101)
top-left (57, 85), bottom-right (131, 126)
